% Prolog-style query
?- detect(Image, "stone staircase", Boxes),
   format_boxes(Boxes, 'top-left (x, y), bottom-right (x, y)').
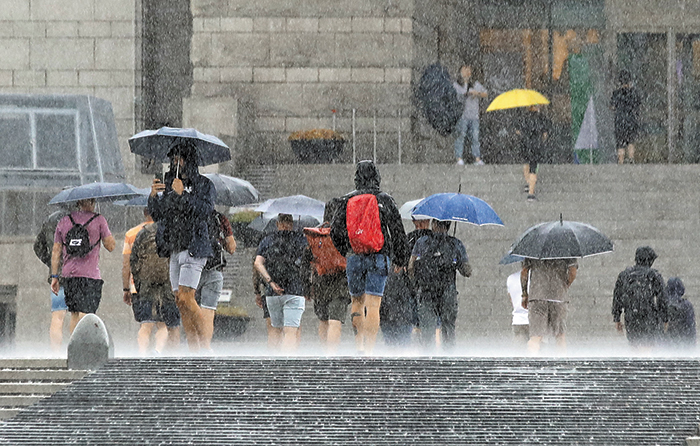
top-left (0, 357), bottom-right (699, 444)
top-left (0, 359), bottom-right (88, 420)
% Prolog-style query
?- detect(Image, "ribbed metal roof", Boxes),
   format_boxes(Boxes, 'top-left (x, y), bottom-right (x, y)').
top-left (0, 357), bottom-right (697, 445)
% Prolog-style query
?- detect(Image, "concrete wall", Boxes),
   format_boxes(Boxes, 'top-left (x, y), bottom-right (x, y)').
top-left (186, 0), bottom-right (415, 168)
top-left (0, 0), bottom-right (140, 181)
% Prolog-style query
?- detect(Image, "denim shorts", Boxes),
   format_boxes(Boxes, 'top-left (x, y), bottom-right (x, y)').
top-left (169, 250), bottom-right (207, 291)
top-left (51, 287), bottom-right (68, 312)
top-left (346, 253), bottom-right (391, 298)
top-left (195, 269), bottom-right (223, 310)
top-left (266, 294), bottom-right (305, 328)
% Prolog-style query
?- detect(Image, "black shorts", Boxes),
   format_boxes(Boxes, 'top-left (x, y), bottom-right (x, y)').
top-left (312, 272), bottom-right (350, 323)
top-left (133, 284), bottom-right (180, 328)
top-left (63, 277), bottom-right (103, 314)
top-left (521, 141), bottom-right (543, 171)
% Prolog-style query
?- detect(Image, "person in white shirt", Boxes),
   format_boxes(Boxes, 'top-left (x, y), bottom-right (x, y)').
top-left (453, 64), bottom-right (487, 166)
top-left (507, 271), bottom-right (529, 345)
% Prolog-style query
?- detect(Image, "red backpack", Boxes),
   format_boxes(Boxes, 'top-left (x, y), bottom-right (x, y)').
top-left (346, 194), bottom-right (385, 254)
top-left (303, 227), bottom-right (347, 276)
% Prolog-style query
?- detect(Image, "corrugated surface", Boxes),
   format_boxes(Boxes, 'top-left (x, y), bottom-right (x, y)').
top-left (0, 357), bottom-right (698, 445)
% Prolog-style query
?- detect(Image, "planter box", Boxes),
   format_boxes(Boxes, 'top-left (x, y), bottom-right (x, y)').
top-left (290, 139), bottom-right (345, 164)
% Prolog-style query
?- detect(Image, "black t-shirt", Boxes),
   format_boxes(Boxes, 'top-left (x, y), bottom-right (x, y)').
top-left (611, 86), bottom-right (642, 124)
top-left (256, 230), bottom-right (310, 296)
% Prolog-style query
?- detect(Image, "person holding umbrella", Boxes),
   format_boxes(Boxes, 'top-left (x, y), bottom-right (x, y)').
top-left (50, 198), bottom-right (116, 334)
top-left (148, 140), bottom-right (216, 352)
top-left (517, 104), bottom-right (551, 202)
top-left (453, 64), bottom-right (488, 166)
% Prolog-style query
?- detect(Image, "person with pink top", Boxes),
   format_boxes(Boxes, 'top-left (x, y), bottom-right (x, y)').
top-left (50, 198), bottom-right (116, 333)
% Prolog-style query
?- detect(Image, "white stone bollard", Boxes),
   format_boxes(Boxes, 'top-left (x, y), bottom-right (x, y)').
top-left (67, 314), bottom-right (114, 370)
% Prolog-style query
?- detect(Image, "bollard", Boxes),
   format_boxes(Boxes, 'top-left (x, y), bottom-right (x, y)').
top-left (67, 314), bottom-right (114, 370)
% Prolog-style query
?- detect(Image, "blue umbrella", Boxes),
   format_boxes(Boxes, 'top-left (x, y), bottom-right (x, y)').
top-left (411, 193), bottom-right (504, 226)
top-left (128, 127), bottom-right (231, 166)
top-left (49, 182), bottom-right (141, 205)
top-left (203, 173), bottom-right (259, 207)
top-left (255, 195), bottom-right (325, 220)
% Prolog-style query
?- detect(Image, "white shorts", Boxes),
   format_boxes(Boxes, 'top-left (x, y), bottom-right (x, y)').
top-left (169, 250), bottom-right (207, 292)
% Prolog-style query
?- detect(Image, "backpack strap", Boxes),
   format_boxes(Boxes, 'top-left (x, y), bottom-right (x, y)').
top-left (83, 213), bottom-right (102, 250)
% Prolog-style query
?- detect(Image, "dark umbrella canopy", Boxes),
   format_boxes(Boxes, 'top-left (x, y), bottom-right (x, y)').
top-left (509, 218), bottom-right (613, 260)
top-left (415, 63), bottom-right (462, 136)
top-left (49, 182), bottom-right (141, 205)
top-left (203, 173), bottom-right (259, 207)
top-left (128, 127), bottom-right (231, 166)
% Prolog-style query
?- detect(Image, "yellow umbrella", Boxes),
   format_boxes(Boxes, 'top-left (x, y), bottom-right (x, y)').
top-left (486, 89), bottom-right (550, 112)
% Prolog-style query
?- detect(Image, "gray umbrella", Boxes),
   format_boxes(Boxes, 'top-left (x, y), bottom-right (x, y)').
top-left (248, 212), bottom-right (320, 234)
top-left (203, 173), bottom-right (259, 207)
top-left (509, 215), bottom-right (613, 260)
top-left (254, 195), bottom-right (325, 220)
top-left (49, 182), bottom-right (141, 205)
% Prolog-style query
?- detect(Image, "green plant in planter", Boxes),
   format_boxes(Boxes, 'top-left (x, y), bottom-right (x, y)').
top-left (229, 210), bottom-right (263, 248)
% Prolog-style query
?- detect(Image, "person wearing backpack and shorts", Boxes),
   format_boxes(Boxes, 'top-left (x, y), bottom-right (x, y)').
top-left (613, 246), bottom-right (667, 349)
top-left (51, 198), bottom-right (116, 333)
top-left (130, 221), bottom-right (182, 354)
top-left (195, 210), bottom-right (237, 351)
top-left (408, 219), bottom-right (471, 350)
top-left (254, 213), bottom-right (311, 352)
top-left (330, 160), bottom-right (409, 355)
top-left (305, 198), bottom-right (350, 354)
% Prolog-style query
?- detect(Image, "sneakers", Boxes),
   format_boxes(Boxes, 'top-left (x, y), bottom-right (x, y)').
top-left (527, 194), bottom-right (537, 202)
top-left (474, 160), bottom-right (485, 166)
top-left (456, 159), bottom-right (465, 166)
top-left (522, 185), bottom-right (529, 193)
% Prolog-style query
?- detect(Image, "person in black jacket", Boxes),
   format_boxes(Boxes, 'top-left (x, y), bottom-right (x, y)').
top-left (612, 246), bottom-right (667, 349)
top-left (148, 141), bottom-right (216, 352)
top-left (330, 160), bottom-right (408, 354)
top-left (665, 277), bottom-right (696, 349)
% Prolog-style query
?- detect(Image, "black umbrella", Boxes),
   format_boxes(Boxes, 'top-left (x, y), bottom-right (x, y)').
top-left (509, 215), bottom-right (613, 260)
top-left (415, 63), bottom-right (462, 136)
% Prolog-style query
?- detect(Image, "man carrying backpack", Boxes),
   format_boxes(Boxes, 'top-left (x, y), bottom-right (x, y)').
top-left (613, 246), bottom-right (667, 349)
top-left (130, 220), bottom-right (182, 354)
top-left (50, 198), bottom-right (116, 333)
top-left (408, 219), bottom-right (471, 350)
top-left (330, 160), bottom-right (409, 354)
top-left (254, 213), bottom-right (311, 352)
top-left (305, 198), bottom-right (350, 354)
top-left (195, 210), bottom-right (237, 351)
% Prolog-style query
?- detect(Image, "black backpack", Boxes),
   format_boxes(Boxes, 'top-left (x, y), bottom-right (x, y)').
top-left (413, 234), bottom-right (458, 291)
top-left (64, 213), bottom-right (100, 258)
top-left (625, 268), bottom-right (656, 317)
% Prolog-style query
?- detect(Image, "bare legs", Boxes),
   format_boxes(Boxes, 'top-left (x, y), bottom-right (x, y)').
top-left (49, 310), bottom-right (66, 352)
top-left (69, 312), bottom-right (86, 334)
top-left (527, 334), bottom-right (566, 355)
top-left (200, 308), bottom-right (216, 351)
top-left (617, 144), bottom-right (635, 164)
top-left (175, 285), bottom-right (205, 352)
top-left (351, 293), bottom-right (382, 354)
top-left (523, 164), bottom-right (537, 195)
top-left (318, 320), bottom-right (342, 354)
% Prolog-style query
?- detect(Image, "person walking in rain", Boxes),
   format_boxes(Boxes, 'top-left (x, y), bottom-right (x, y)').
top-left (149, 140), bottom-right (216, 352)
top-left (50, 198), bottom-right (116, 333)
top-left (453, 64), bottom-right (487, 166)
top-left (254, 214), bottom-right (310, 352)
top-left (380, 217), bottom-right (430, 348)
top-left (196, 209), bottom-right (237, 351)
top-left (611, 70), bottom-right (642, 164)
top-left (664, 277), bottom-right (696, 350)
top-left (129, 219), bottom-right (182, 354)
top-left (34, 207), bottom-right (71, 351)
top-left (507, 270), bottom-right (529, 346)
top-left (521, 257), bottom-right (577, 354)
top-left (330, 160), bottom-right (409, 355)
top-left (408, 219), bottom-right (471, 350)
top-left (612, 246), bottom-right (667, 350)
top-left (517, 105), bottom-right (551, 202)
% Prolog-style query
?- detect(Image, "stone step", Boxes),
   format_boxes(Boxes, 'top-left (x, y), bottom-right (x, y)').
top-left (0, 358), bottom-right (697, 445)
